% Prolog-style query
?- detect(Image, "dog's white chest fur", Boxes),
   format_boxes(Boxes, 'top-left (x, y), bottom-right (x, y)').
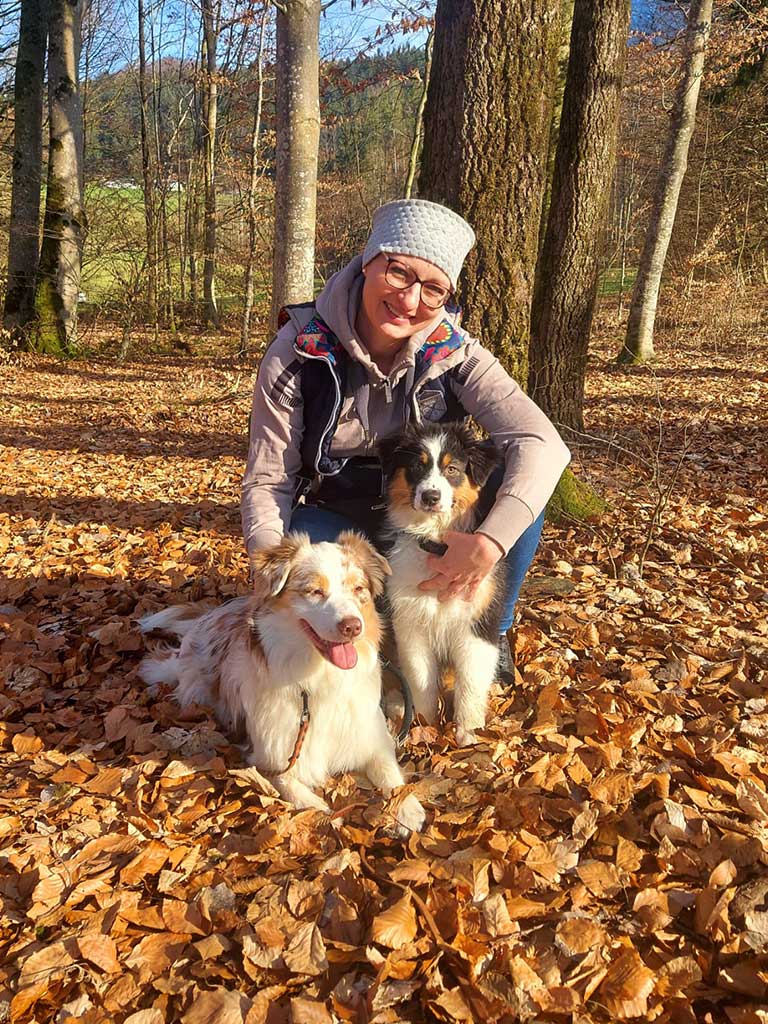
top-left (386, 533), bottom-right (499, 745)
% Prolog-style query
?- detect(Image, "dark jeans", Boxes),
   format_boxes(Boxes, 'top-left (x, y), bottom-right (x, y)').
top-left (290, 504), bottom-right (544, 634)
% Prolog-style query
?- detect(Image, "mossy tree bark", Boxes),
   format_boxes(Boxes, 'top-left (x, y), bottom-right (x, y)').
top-left (3, 0), bottom-right (48, 334)
top-left (270, 0), bottom-right (321, 330)
top-left (618, 0), bottom-right (713, 365)
top-left (529, 0), bottom-right (630, 432)
top-left (417, 0), bottom-right (560, 386)
top-left (34, 0), bottom-right (85, 356)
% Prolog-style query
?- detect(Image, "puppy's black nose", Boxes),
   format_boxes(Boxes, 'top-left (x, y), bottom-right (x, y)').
top-left (421, 489), bottom-right (441, 508)
top-left (337, 616), bottom-right (362, 639)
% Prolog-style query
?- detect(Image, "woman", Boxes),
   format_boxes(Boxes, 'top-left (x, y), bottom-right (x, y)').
top-left (242, 199), bottom-right (570, 677)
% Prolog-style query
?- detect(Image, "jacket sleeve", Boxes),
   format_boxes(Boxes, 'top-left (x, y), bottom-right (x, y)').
top-left (451, 342), bottom-right (571, 553)
top-left (241, 324), bottom-right (305, 555)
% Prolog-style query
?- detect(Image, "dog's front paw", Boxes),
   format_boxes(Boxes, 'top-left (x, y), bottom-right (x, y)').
top-left (455, 725), bottom-right (478, 747)
top-left (395, 794), bottom-right (426, 836)
top-left (297, 792), bottom-right (332, 814)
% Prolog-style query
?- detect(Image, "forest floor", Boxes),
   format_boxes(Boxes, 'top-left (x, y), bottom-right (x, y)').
top-left (0, 303), bottom-right (767, 1023)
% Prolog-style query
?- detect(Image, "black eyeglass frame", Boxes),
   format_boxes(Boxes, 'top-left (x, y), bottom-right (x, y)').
top-left (381, 254), bottom-right (453, 310)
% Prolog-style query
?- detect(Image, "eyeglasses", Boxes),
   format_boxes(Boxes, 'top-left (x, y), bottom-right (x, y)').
top-left (382, 255), bottom-right (452, 310)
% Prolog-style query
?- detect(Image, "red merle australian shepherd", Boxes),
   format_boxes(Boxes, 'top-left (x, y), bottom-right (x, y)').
top-left (379, 422), bottom-right (505, 745)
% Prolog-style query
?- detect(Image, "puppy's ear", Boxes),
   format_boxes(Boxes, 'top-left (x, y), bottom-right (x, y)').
top-left (377, 430), bottom-right (415, 479)
top-left (250, 533), bottom-right (308, 598)
top-left (466, 438), bottom-right (501, 488)
top-left (338, 531), bottom-right (391, 599)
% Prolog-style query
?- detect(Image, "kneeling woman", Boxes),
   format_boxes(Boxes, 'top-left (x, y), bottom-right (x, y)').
top-left (241, 199), bottom-right (570, 676)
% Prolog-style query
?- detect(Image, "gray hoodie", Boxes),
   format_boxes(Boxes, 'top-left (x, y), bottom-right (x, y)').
top-left (242, 257), bottom-right (570, 555)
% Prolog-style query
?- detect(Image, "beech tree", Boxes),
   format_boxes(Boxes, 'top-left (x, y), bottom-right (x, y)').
top-left (4, 0), bottom-right (48, 332)
top-left (270, 0), bottom-right (321, 327)
top-left (137, 0), bottom-right (158, 317)
top-left (201, 0), bottom-right (221, 326)
top-left (619, 0), bottom-right (714, 364)
top-left (35, 0), bottom-right (86, 355)
top-left (529, 0), bottom-right (631, 432)
top-left (418, 0), bottom-right (560, 384)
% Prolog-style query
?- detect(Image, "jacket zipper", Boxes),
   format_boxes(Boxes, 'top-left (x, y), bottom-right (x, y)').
top-left (294, 345), bottom-right (347, 478)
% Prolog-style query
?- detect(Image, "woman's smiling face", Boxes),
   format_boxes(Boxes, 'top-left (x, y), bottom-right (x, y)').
top-left (358, 252), bottom-right (451, 346)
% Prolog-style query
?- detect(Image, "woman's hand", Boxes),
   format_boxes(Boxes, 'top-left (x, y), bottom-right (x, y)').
top-left (418, 531), bottom-right (504, 602)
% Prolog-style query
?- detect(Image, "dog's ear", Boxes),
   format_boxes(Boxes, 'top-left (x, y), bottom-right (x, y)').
top-left (338, 531), bottom-right (391, 599)
top-left (466, 437), bottom-right (501, 488)
top-left (377, 430), bottom-right (415, 479)
top-left (250, 533), bottom-right (308, 598)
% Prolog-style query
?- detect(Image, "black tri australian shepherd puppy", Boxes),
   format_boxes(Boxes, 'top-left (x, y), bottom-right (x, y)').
top-left (378, 422), bottom-right (505, 746)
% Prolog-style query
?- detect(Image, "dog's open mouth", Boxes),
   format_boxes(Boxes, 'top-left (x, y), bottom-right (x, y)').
top-left (300, 620), bottom-right (358, 670)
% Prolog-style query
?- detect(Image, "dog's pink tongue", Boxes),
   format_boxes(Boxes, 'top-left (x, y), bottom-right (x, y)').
top-left (328, 642), bottom-right (358, 670)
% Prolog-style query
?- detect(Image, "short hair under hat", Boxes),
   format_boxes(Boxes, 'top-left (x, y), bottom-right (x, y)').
top-left (362, 198), bottom-right (475, 292)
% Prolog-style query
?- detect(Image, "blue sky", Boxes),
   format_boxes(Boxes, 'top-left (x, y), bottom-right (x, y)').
top-left (321, 1), bottom-right (679, 59)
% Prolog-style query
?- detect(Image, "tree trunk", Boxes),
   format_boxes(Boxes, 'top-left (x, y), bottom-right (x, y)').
top-left (34, 0), bottom-right (85, 356)
top-left (201, 0), bottom-right (219, 326)
top-left (537, 0), bottom-right (574, 259)
top-left (619, 0), bottom-right (713, 364)
top-left (240, 4), bottom-right (269, 355)
top-left (270, 0), bottom-right (321, 328)
top-left (404, 31), bottom-right (433, 200)
top-left (529, 0), bottom-right (630, 432)
top-left (137, 0), bottom-right (158, 317)
top-left (418, 0), bottom-right (560, 385)
top-left (3, 0), bottom-right (48, 333)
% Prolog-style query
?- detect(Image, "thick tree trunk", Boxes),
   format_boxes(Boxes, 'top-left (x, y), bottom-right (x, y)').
top-left (529, 0), bottom-right (630, 432)
top-left (137, 0), bottom-right (158, 317)
top-left (240, 5), bottom-right (269, 355)
top-left (619, 0), bottom-right (713, 364)
top-left (270, 0), bottom-right (321, 328)
top-left (202, 0), bottom-right (219, 326)
top-left (34, 0), bottom-right (85, 356)
top-left (3, 0), bottom-right (48, 333)
top-left (418, 0), bottom-right (560, 385)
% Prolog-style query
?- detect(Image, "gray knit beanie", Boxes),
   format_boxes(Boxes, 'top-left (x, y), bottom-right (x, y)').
top-left (362, 199), bottom-right (475, 291)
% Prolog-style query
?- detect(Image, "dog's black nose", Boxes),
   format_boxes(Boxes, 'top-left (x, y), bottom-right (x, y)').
top-left (420, 489), bottom-right (441, 508)
top-left (337, 616), bottom-right (362, 640)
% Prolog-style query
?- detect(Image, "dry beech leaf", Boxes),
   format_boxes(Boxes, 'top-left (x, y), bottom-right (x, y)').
top-left (182, 988), bottom-right (252, 1024)
top-left (556, 916), bottom-right (608, 956)
top-left (599, 948), bottom-right (656, 1019)
top-left (371, 892), bottom-right (418, 949)
top-left (480, 891), bottom-right (517, 937)
top-left (577, 859), bottom-right (622, 898)
top-left (124, 1012), bottom-right (165, 1024)
top-left (737, 779), bottom-right (768, 821)
top-left (429, 988), bottom-right (474, 1021)
top-left (76, 934), bottom-right (121, 974)
top-left (282, 922), bottom-right (328, 975)
top-left (709, 858), bottom-right (738, 888)
top-left (12, 731), bottom-right (43, 755)
top-left (289, 998), bottom-right (333, 1024)
top-left (17, 941), bottom-right (75, 988)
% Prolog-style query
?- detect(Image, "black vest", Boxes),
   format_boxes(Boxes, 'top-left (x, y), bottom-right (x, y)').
top-left (277, 305), bottom-right (469, 496)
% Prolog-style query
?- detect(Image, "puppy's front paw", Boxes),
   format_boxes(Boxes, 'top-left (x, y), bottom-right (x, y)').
top-left (455, 725), bottom-right (478, 747)
top-left (298, 792), bottom-right (332, 814)
top-left (395, 793), bottom-right (426, 836)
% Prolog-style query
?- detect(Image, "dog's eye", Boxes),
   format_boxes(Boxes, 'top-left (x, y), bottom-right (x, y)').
top-left (354, 584), bottom-right (367, 596)
top-left (310, 588), bottom-right (325, 599)
top-left (444, 465), bottom-right (462, 478)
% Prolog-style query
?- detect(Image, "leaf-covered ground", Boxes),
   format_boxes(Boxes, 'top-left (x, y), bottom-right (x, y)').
top-left (1, 316), bottom-right (767, 1023)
